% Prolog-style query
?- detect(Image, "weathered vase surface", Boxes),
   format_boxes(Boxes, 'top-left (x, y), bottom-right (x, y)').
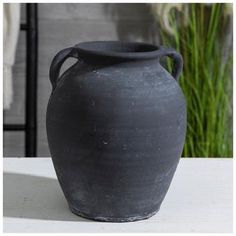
top-left (46, 41), bottom-right (186, 222)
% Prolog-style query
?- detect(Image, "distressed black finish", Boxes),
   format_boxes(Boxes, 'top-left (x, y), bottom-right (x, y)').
top-left (46, 41), bottom-right (186, 222)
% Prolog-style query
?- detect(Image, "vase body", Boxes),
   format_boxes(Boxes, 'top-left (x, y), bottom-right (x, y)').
top-left (46, 41), bottom-right (186, 222)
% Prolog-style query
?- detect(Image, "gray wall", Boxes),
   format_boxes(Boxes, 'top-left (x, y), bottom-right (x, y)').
top-left (3, 3), bottom-right (159, 157)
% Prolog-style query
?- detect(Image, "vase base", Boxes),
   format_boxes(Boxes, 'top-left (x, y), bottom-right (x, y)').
top-left (69, 205), bottom-right (160, 222)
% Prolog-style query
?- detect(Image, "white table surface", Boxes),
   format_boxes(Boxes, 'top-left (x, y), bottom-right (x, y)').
top-left (3, 158), bottom-right (233, 233)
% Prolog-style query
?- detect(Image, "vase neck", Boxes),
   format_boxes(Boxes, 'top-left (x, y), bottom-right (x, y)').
top-left (74, 41), bottom-right (161, 65)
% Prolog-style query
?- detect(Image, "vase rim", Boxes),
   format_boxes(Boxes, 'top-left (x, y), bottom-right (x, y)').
top-left (75, 41), bottom-right (161, 60)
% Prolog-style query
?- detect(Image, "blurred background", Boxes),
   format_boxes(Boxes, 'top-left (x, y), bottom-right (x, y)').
top-left (3, 3), bottom-right (233, 158)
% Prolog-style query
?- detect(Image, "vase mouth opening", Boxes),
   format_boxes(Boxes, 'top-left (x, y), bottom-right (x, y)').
top-left (75, 41), bottom-right (160, 60)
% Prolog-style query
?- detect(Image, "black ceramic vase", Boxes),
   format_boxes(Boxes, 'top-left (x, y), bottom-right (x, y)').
top-left (46, 41), bottom-right (186, 222)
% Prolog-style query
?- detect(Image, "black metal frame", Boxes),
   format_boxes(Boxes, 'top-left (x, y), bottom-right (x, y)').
top-left (3, 3), bottom-right (38, 157)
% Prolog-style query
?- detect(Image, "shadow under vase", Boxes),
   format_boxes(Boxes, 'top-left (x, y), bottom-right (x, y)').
top-left (3, 172), bottom-right (90, 222)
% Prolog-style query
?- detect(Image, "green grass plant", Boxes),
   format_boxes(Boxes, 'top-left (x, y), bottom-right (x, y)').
top-left (159, 3), bottom-right (232, 157)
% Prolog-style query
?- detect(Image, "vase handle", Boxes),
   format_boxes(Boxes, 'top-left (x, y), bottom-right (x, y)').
top-left (159, 47), bottom-right (183, 81)
top-left (49, 47), bottom-right (78, 91)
